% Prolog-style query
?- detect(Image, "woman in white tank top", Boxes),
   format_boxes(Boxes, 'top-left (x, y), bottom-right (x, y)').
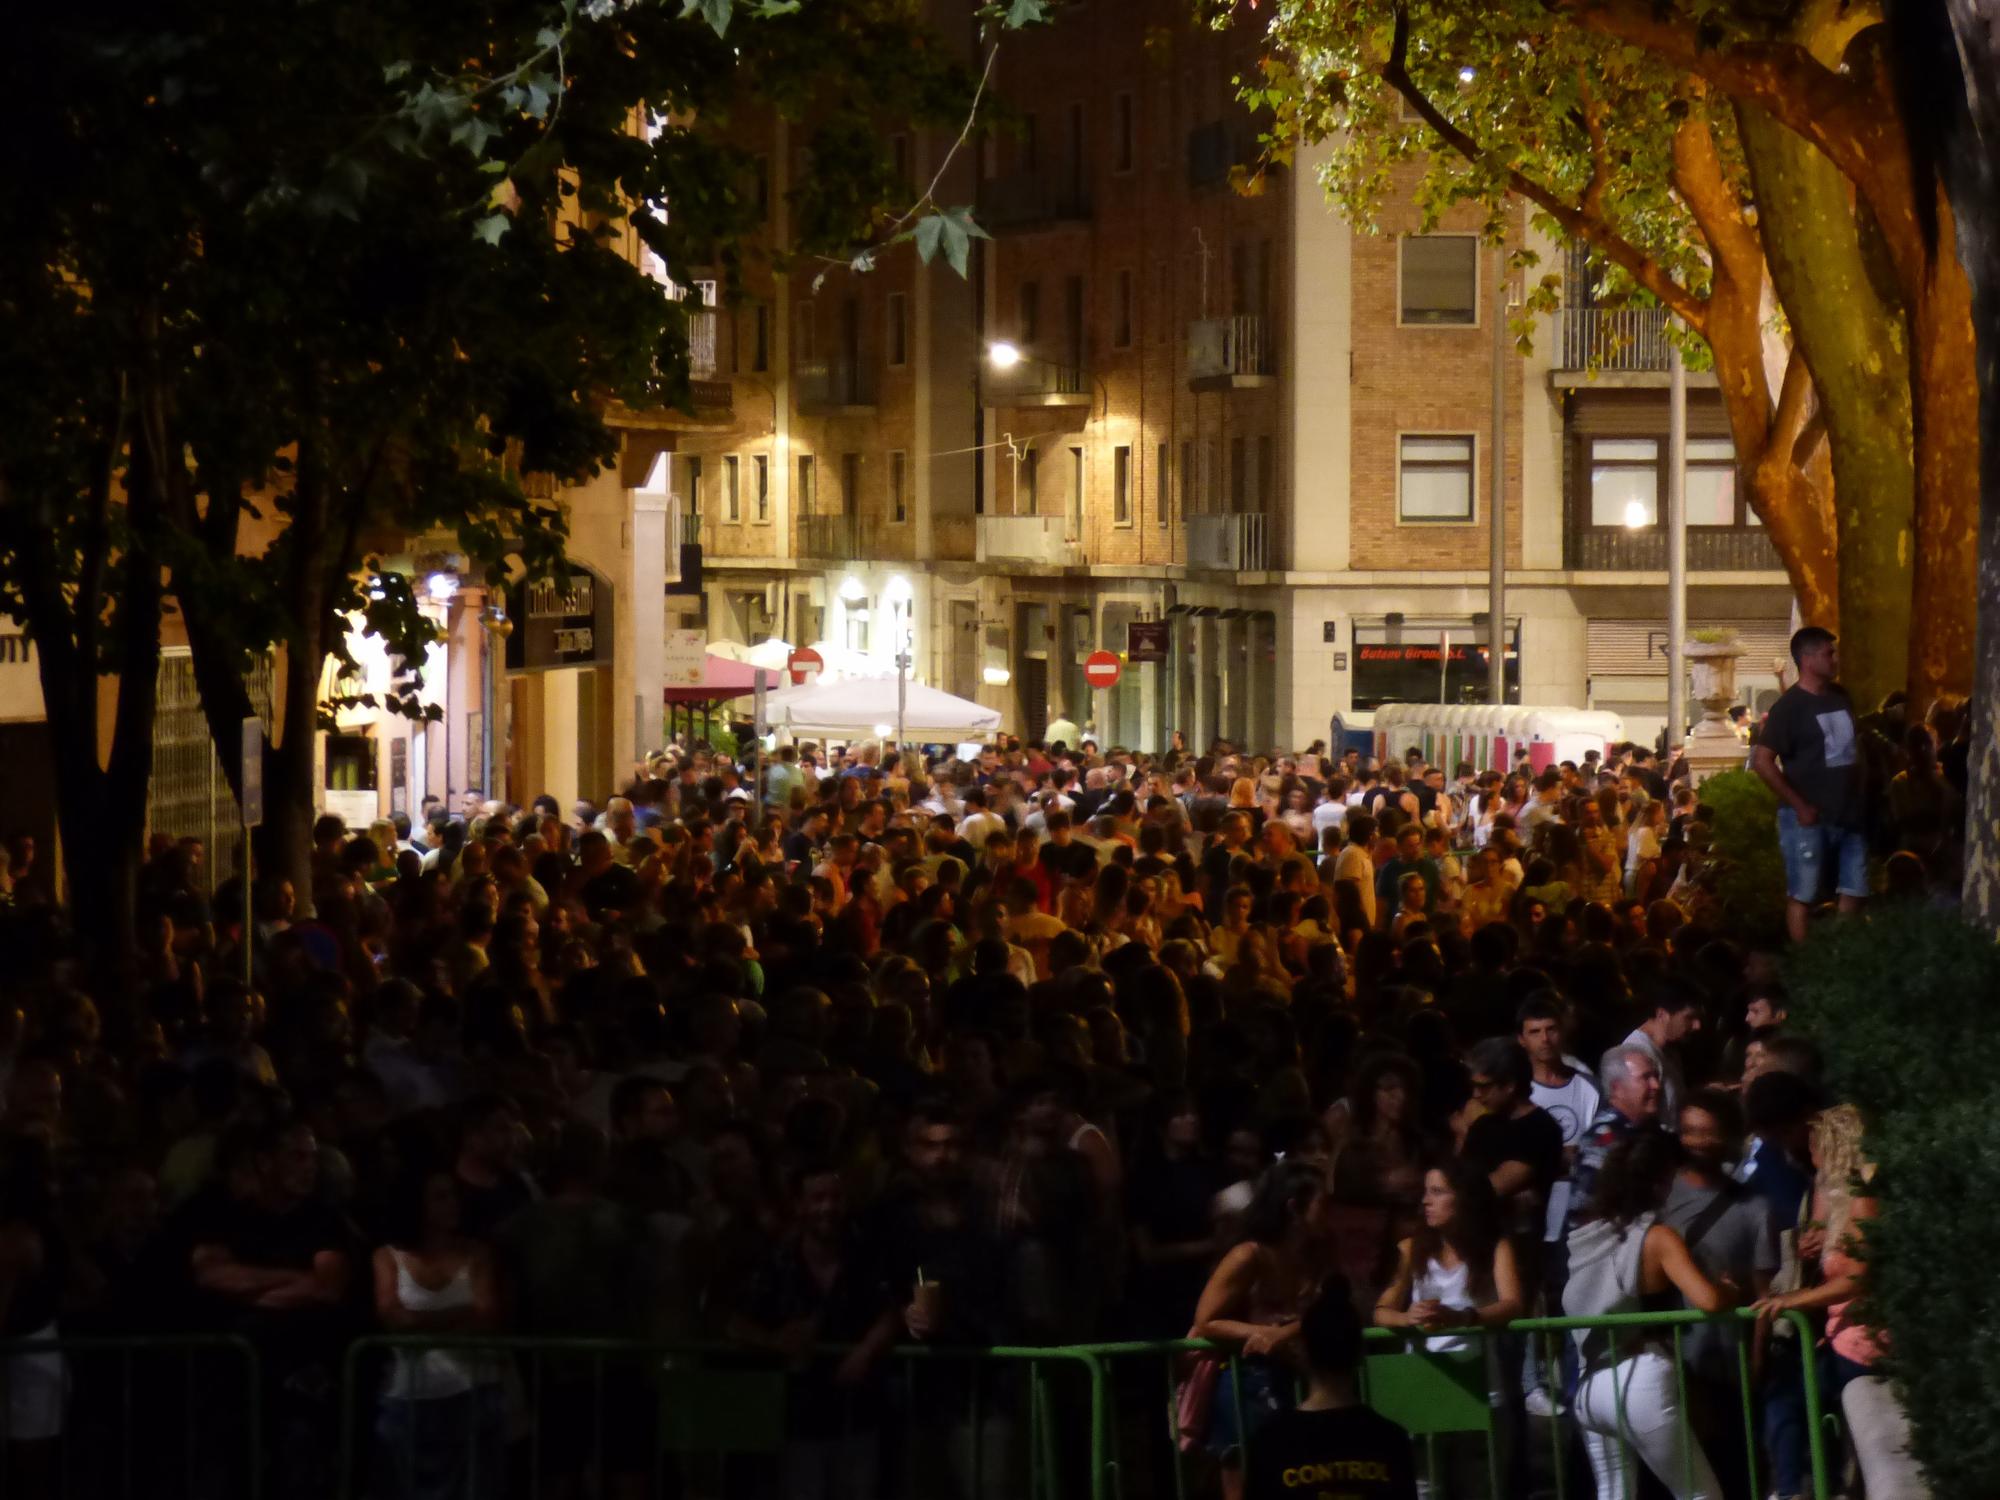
top-left (371, 1169), bottom-right (506, 1500)
top-left (1374, 1159), bottom-right (1524, 1355)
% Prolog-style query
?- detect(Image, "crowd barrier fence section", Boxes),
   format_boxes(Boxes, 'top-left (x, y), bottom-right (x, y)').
top-left (0, 1333), bottom-right (262, 1500)
top-left (328, 1310), bottom-right (1831, 1500)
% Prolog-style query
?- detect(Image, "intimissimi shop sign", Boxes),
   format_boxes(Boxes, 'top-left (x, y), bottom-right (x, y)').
top-left (506, 568), bottom-right (612, 672)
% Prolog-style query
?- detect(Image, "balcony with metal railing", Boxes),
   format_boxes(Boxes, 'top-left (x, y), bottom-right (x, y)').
top-left (976, 513), bottom-right (1084, 567)
top-left (1186, 512), bottom-right (1269, 572)
top-left (796, 358), bottom-right (876, 414)
top-left (979, 357), bottom-right (1092, 410)
top-left (975, 172), bottom-right (1093, 231)
top-left (1567, 525), bottom-right (1784, 573)
top-left (1555, 305), bottom-right (1672, 374)
top-left (1187, 315), bottom-right (1275, 392)
top-left (797, 512), bottom-right (886, 560)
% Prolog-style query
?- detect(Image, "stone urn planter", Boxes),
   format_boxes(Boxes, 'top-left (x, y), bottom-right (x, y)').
top-left (1681, 632), bottom-right (1746, 783)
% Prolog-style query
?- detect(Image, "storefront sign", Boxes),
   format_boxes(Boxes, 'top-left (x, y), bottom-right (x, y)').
top-left (1352, 633), bottom-right (1519, 713)
top-left (1127, 621), bottom-right (1170, 663)
top-left (0, 633), bottom-right (42, 722)
top-left (665, 629), bottom-right (707, 686)
top-left (507, 568), bottom-right (611, 672)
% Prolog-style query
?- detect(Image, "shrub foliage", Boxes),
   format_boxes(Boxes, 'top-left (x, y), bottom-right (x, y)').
top-left (1785, 908), bottom-right (2000, 1498)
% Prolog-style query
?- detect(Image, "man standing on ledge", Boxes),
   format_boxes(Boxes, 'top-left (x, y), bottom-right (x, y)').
top-left (1751, 626), bottom-right (1868, 943)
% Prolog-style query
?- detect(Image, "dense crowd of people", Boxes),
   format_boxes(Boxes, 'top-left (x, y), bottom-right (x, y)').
top-left (0, 630), bottom-right (1961, 1500)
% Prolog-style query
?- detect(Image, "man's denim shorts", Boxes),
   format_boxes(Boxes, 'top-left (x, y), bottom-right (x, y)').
top-left (1775, 806), bottom-right (1869, 903)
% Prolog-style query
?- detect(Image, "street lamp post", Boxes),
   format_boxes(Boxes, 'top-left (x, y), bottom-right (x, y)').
top-left (1488, 249), bottom-right (1509, 709)
top-left (1667, 336), bottom-right (1689, 756)
top-left (481, 603), bottom-right (512, 805)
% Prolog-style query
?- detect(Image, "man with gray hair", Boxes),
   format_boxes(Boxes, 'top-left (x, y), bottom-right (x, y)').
top-left (1562, 1043), bottom-right (1665, 1238)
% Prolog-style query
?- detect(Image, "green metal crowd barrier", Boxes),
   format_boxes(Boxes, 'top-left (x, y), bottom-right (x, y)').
top-left (0, 1333), bottom-right (262, 1500)
top-left (332, 1309), bottom-right (1834, 1500)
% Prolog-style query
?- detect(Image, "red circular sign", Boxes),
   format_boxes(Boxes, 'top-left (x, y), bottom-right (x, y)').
top-left (786, 647), bottom-right (824, 685)
top-left (1083, 649), bottom-right (1122, 689)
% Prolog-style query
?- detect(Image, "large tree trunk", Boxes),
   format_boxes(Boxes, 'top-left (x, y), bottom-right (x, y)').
top-left (1670, 114), bottom-right (1840, 625)
top-left (1939, 2), bottom-right (2000, 926)
top-left (1903, 198), bottom-right (1982, 707)
top-left (1738, 105), bottom-right (1916, 712)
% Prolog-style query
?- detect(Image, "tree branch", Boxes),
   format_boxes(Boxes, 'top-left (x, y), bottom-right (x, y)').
top-left (1771, 342), bottom-right (1814, 453)
top-left (1552, 0), bottom-right (1888, 190)
top-left (1575, 71), bottom-right (1610, 221)
top-left (1383, 5), bottom-right (1708, 332)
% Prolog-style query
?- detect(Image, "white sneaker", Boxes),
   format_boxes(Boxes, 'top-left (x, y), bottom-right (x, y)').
top-left (1524, 1388), bottom-right (1565, 1418)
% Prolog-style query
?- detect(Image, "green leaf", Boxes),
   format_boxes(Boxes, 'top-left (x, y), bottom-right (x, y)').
top-left (1006, 0), bottom-right (1047, 27)
top-left (525, 80), bottom-right (553, 119)
top-left (382, 60), bottom-right (411, 82)
top-left (682, 0), bottom-right (734, 36)
top-left (535, 26), bottom-right (565, 48)
top-left (913, 212), bottom-right (946, 264)
top-left (942, 204), bottom-right (989, 241)
top-left (940, 217), bottom-right (970, 276)
top-left (473, 213), bottom-right (512, 245)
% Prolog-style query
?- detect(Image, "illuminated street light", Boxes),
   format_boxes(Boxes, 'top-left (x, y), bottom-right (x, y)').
top-left (1624, 499), bottom-right (1650, 530)
top-left (986, 341), bottom-right (1023, 370)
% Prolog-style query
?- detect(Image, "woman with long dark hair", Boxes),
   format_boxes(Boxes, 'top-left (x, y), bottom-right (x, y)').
top-left (1189, 1159), bottom-right (1331, 1500)
top-left (1323, 1053), bottom-right (1427, 1295)
top-left (1564, 1131), bottom-right (1732, 1500)
top-left (1373, 1157), bottom-right (1523, 1345)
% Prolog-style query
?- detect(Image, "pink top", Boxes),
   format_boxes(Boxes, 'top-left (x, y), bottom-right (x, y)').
top-left (1818, 1191), bottom-right (1884, 1367)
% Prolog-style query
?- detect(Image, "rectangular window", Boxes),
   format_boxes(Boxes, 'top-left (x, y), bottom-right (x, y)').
top-left (1202, 439), bottom-right (1220, 513)
top-left (1022, 444), bottom-right (1040, 514)
top-left (1156, 442), bottom-right (1170, 526)
top-left (684, 455), bottom-right (704, 517)
top-left (836, 452), bottom-right (860, 516)
top-left (1589, 437), bottom-right (1660, 528)
top-left (1114, 445), bottom-right (1132, 525)
top-left (1685, 438), bottom-right (1738, 525)
top-left (1113, 92), bottom-right (1135, 172)
top-left (754, 454), bottom-right (770, 522)
top-left (886, 293), bottom-right (908, 367)
top-left (1019, 280), bottom-right (1040, 345)
top-left (796, 300), bottom-right (815, 362)
top-left (1067, 101), bottom-right (1085, 200)
top-left (798, 454), bottom-right (816, 513)
top-left (1256, 436), bottom-right (1274, 514)
top-left (1069, 445), bottom-right (1085, 535)
top-left (1399, 235), bottom-right (1479, 326)
top-left (724, 455), bottom-right (741, 522)
top-left (1230, 436), bottom-right (1248, 512)
top-left (890, 450), bottom-right (908, 523)
top-left (1180, 439), bottom-right (1195, 519)
top-left (1113, 269), bottom-right (1133, 349)
top-left (753, 304), bottom-right (769, 372)
top-left (1400, 434), bottom-right (1477, 521)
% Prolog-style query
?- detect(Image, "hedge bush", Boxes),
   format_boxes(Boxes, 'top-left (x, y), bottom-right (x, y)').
top-left (1697, 768), bottom-right (1787, 941)
top-left (1785, 908), bottom-right (2000, 1499)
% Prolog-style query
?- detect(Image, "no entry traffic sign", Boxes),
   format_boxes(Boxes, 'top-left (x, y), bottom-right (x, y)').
top-left (1083, 649), bottom-right (1122, 690)
top-left (787, 646), bottom-right (824, 685)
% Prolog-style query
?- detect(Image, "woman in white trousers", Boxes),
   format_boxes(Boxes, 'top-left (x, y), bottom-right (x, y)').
top-left (1564, 1127), bottom-right (1737, 1500)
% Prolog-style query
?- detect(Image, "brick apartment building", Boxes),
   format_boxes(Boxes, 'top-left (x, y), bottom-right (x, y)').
top-left (649, 0), bottom-right (1797, 761)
